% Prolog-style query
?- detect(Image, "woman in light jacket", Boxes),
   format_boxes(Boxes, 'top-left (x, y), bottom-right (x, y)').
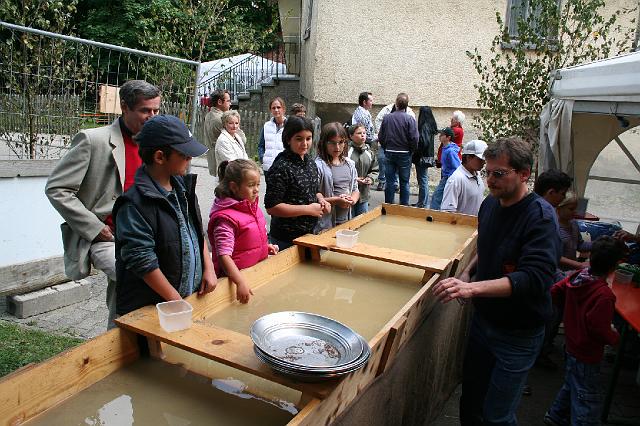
top-left (258, 97), bottom-right (287, 172)
top-left (215, 110), bottom-right (248, 165)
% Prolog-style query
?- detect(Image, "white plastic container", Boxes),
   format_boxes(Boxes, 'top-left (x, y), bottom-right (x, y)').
top-left (614, 269), bottom-right (633, 284)
top-left (156, 300), bottom-right (193, 332)
top-left (336, 229), bottom-right (359, 248)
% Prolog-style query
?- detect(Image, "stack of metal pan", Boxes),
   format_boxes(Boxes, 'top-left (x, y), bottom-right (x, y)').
top-left (250, 311), bottom-right (371, 381)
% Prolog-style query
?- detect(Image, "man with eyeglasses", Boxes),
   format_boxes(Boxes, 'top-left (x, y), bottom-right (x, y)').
top-left (441, 139), bottom-right (488, 215)
top-left (433, 137), bottom-right (561, 425)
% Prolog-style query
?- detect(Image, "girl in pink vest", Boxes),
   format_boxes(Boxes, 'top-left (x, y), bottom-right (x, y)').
top-left (208, 159), bottom-right (278, 303)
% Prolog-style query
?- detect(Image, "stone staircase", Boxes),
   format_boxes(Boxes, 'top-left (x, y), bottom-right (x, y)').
top-left (235, 74), bottom-right (302, 112)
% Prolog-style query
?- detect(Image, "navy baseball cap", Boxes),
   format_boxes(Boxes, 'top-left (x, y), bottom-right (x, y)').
top-left (136, 115), bottom-right (208, 157)
top-left (439, 127), bottom-right (455, 138)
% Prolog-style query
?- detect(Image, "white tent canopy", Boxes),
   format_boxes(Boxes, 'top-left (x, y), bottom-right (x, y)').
top-left (539, 51), bottom-right (640, 197)
top-left (197, 53), bottom-right (287, 95)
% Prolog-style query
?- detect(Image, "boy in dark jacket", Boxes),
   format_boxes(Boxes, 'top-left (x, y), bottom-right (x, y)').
top-left (113, 115), bottom-right (217, 315)
top-left (545, 236), bottom-right (626, 425)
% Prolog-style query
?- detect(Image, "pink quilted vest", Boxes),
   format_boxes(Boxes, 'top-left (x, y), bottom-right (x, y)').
top-left (209, 198), bottom-right (269, 276)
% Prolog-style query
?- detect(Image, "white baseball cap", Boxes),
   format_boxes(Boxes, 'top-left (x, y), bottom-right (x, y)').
top-left (462, 140), bottom-right (488, 160)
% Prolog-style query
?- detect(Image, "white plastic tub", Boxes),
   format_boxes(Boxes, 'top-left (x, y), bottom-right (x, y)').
top-left (336, 230), bottom-right (359, 248)
top-left (157, 300), bottom-right (193, 332)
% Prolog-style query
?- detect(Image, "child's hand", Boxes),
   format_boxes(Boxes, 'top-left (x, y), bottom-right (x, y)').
top-left (198, 268), bottom-right (218, 295)
top-left (307, 203), bottom-right (324, 217)
top-left (268, 244), bottom-right (279, 255)
top-left (363, 177), bottom-right (372, 185)
top-left (337, 194), bottom-right (354, 208)
top-left (236, 282), bottom-right (254, 304)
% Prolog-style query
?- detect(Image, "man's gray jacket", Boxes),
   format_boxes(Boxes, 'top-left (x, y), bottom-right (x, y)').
top-left (45, 119), bottom-right (126, 280)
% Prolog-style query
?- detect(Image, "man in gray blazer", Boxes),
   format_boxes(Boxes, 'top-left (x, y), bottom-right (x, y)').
top-left (46, 80), bottom-right (161, 327)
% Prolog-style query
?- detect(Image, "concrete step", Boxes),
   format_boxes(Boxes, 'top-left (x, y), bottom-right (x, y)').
top-left (6, 279), bottom-right (91, 318)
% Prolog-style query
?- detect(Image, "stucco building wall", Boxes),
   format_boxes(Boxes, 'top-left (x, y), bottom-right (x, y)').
top-left (280, 0), bottom-right (636, 142)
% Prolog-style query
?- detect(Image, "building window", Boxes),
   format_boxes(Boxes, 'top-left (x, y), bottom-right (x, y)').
top-left (504, 0), bottom-right (560, 48)
top-left (303, 0), bottom-right (313, 40)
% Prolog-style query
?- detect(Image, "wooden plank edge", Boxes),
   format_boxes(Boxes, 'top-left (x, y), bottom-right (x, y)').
top-left (292, 332), bottom-right (390, 426)
top-left (0, 255), bottom-right (67, 297)
top-left (381, 203), bottom-right (478, 227)
top-left (287, 398), bottom-right (322, 426)
top-left (0, 328), bottom-right (139, 426)
top-left (114, 318), bottom-right (335, 400)
top-left (188, 245), bottom-right (305, 319)
top-left (0, 159), bottom-right (58, 178)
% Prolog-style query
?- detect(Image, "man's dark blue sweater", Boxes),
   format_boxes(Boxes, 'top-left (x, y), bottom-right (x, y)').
top-left (474, 192), bottom-right (561, 331)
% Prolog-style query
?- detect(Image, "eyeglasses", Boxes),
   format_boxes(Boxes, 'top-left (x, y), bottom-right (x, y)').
top-left (481, 168), bottom-right (516, 179)
top-left (328, 140), bottom-right (346, 146)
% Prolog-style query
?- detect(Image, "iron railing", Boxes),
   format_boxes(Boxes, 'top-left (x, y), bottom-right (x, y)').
top-left (198, 41), bottom-right (300, 102)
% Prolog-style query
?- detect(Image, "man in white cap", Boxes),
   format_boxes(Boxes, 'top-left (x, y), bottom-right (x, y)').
top-left (441, 139), bottom-right (488, 215)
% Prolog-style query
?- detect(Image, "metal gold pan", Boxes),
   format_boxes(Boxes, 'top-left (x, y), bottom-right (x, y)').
top-left (250, 311), bottom-right (366, 369)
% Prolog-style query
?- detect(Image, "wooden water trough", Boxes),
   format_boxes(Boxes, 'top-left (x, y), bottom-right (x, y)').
top-left (0, 205), bottom-right (478, 425)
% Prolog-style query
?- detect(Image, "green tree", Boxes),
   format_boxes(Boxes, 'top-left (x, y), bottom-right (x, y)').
top-left (467, 0), bottom-right (636, 148)
top-left (75, 0), bottom-right (280, 62)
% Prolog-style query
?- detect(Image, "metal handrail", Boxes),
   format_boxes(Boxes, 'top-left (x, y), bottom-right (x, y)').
top-left (199, 41), bottom-right (300, 101)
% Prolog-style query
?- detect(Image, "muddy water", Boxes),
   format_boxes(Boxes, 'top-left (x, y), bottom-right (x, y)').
top-left (205, 252), bottom-right (423, 340)
top-left (355, 215), bottom-right (475, 258)
top-left (26, 358), bottom-right (294, 426)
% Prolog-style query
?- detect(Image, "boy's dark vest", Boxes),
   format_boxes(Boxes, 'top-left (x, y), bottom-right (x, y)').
top-left (113, 168), bottom-right (204, 315)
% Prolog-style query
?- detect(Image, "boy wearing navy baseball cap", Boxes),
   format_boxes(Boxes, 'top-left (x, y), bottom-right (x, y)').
top-left (113, 115), bottom-right (217, 316)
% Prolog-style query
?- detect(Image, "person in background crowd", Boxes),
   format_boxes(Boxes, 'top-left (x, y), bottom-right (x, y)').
top-left (430, 127), bottom-right (460, 210)
top-left (533, 168), bottom-right (573, 370)
top-left (375, 100), bottom-right (415, 192)
top-left (315, 122), bottom-right (359, 232)
top-left (433, 137), bottom-right (561, 426)
top-left (264, 116), bottom-right (330, 250)
top-left (441, 140), bottom-right (488, 215)
top-left (413, 106), bottom-right (437, 208)
top-left (203, 89), bottom-right (247, 177)
top-left (545, 236), bottom-right (626, 426)
top-left (348, 123), bottom-right (378, 216)
top-left (45, 79), bottom-right (161, 328)
top-left (436, 110), bottom-right (465, 167)
top-left (351, 91), bottom-right (375, 145)
top-left (378, 93), bottom-right (418, 206)
top-left (290, 103), bottom-right (306, 117)
top-left (214, 110), bottom-right (248, 165)
top-left (258, 97), bottom-right (287, 172)
top-left (556, 192), bottom-right (592, 272)
top-left (534, 169), bottom-right (572, 209)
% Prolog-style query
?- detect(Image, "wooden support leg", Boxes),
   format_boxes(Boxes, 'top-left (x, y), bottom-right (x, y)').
top-left (297, 392), bottom-right (314, 409)
top-left (421, 270), bottom-right (434, 284)
top-left (310, 247), bottom-right (322, 262)
top-left (147, 337), bottom-right (165, 360)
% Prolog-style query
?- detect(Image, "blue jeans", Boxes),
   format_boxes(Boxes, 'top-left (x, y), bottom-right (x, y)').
top-left (384, 151), bottom-right (412, 205)
top-left (352, 201), bottom-right (369, 217)
top-left (547, 354), bottom-right (603, 426)
top-left (430, 175), bottom-right (449, 210)
top-left (460, 313), bottom-right (544, 426)
top-left (415, 163), bottom-right (429, 208)
top-left (377, 146), bottom-right (387, 185)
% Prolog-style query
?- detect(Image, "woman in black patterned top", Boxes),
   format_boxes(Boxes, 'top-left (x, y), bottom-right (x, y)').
top-left (265, 116), bottom-right (331, 250)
